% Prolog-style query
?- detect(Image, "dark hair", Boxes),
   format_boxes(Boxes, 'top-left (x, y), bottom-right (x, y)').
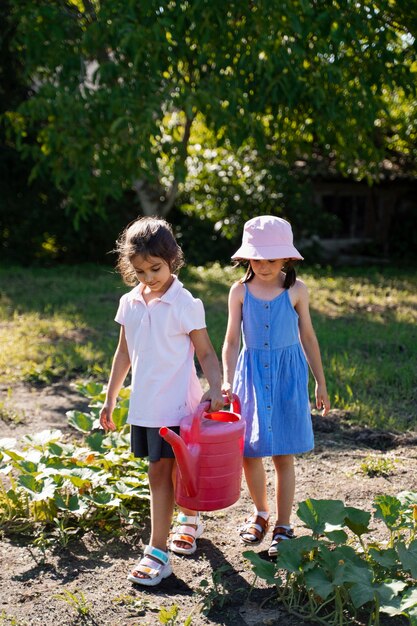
top-left (115, 216), bottom-right (184, 286)
top-left (235, 259), bottom-right (297, 289)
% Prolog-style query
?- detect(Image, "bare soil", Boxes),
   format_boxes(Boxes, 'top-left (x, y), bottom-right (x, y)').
top-left (1, 382), bottom-right (417, 626)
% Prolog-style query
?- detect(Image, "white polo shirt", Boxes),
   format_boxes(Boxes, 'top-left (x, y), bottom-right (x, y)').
top-left (115, 276), bottom-right (205, 427)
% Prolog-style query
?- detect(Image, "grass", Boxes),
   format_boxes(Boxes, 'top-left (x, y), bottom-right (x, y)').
top-left (0, 263), bottom-right (416, 431)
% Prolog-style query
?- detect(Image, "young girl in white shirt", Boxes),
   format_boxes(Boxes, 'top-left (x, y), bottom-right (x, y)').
top-left (100, 216), bottom-right (223, 586)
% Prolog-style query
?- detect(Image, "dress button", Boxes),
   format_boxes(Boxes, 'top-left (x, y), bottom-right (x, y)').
top-left (265, 385), bottom-right (269, 390)
top-left (265, 324), bottom-right (269, 329)
top-left (264, 364), bottom-right (269, 368)
top-left (264, 342), bottom-right (269, 347)
top-left (265, 304), bottom-right (269, 309)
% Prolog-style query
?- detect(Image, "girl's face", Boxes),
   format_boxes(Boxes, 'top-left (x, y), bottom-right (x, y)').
top-left (250, 259), bottom-right (285, 282)
top-left (131, 254), bottom-right (173, 295)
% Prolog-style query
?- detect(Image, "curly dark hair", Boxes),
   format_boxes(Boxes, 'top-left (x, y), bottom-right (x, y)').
top-left (115, 216), bottom-right (184, 286)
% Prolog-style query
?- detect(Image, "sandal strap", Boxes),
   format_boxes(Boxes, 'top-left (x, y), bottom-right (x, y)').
top-left (171, 532), bottom-right (194, 547)
top-left (134, 558), bottom-right (161, 579)
top-left (132, 546), bottom-right (169, 580)
top-left (172, 524), bottom-right (197, 544)
top-left (144, 545), bottom-right (169, 565)
top-left (272, 525), bottom-right (295, 541)
top-left (240, 515), bottom-right (269, 541)
top-left (177, 512), bottom-right (199, 525)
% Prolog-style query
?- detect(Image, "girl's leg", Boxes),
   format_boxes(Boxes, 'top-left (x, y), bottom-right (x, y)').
top-left (243, 457), bottom-right (269, 513)
top-left (170, 464), bottom-right (203, 553)
top-left (272, 454), bottom-right (295, 526)
top-left (148, 458), bottom-right (176, 550)
top-left (239, 457), bottom-right (270, 544)
top-left (130, 458), bottom-right (175, 582)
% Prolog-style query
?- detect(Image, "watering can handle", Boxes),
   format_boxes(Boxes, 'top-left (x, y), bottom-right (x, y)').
top-left (190, 395), bottom-right (241, 441)
top-left (222, 392), bottom-right (241, 415)
top-left (190, 400), bottom-right (211, 442)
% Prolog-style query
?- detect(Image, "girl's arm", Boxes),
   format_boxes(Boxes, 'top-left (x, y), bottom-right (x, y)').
top-left (221, 282), bottom-right (244, 400)
top-left (100, 325), bottom-right (131, 431)
top-left (293, 280), bottom-right (330, 415)
top-left (190, 328), bottom-right (224, 411)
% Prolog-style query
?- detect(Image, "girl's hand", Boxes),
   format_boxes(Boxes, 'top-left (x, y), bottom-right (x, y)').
top-left (315, 383), bottom-right (331, 416)
top-left (221, 382), bottom-right (233, 403)
top-left (99, 404), bottom-right (117, 432)
top-left (201, 387), bottom-right (224, 412)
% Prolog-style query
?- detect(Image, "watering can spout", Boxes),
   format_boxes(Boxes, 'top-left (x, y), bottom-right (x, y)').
top-left (159, 426), bottom-right (198, 497)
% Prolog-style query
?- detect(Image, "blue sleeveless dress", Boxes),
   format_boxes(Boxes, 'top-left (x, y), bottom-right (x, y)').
top-left (233, 285), bottom-right (314, 457)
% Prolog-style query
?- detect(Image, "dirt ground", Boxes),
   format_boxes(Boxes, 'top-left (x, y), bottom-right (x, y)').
top-left (1, 382), bottom-right (417, 626)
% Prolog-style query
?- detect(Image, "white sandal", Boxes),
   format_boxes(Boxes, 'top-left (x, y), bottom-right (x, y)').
top-left (170, 513), bottom-right (204, 555)
top-left (127, 545), bottom-right (172, 586)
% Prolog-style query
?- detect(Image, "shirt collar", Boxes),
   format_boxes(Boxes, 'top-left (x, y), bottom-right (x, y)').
top-left (130, 275), bottom-right (182, 304)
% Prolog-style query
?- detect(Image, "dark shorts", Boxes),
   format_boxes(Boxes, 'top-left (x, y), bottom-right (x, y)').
top-left (131, 425), bottom-right (180, 462)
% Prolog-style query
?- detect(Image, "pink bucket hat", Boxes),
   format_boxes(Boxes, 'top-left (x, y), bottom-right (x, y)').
top-left (232, 215), bottom-right (303, 260)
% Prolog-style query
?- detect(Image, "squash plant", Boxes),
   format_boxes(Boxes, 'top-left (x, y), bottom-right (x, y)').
top-left (245, 495), bottom-right (417, 625)
top-left (0, 383), bottom-right (149, 541)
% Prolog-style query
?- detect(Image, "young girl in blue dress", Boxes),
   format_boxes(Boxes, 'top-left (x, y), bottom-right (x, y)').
top-left (222, 215), bottom-right (330, 556)
top-left (100, 216), bottom-right (223, 585)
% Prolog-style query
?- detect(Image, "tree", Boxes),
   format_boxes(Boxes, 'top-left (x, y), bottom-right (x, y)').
top-left (5, 0), bottom-right (417, 223)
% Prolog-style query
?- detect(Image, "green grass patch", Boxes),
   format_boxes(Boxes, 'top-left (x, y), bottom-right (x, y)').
top-left (0, 263), bottom-right (416, 431)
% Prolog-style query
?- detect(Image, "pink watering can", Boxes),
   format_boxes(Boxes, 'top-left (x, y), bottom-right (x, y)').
top-left (159, 394), bottom-right (244, 511)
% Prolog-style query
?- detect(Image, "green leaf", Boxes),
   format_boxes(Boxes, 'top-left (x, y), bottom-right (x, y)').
top-left (243, 551), bottom-right (279, 585)
top-left (275, 535), bottom-right (318, 572)
top-left (344, 506), bottom-right (371, 536)
top-left (376, 579), bottom-right (407, 603)
top-left (111, 406), bottom-right (128, 430)
top-left (18, 461), bottom-right (39, 474)
top-left (396, 540), bottom-right (417, 578)
top-left (17, 475), bottom-right (57, 501)
top-left (22, 429), bottom-right (63, 446)
top-left (67, 410), bottom-right (95, 433)
top-left (369, 546), bottom-right (398, 568)
top-left (55, 494), bottom-right (88, 514)
top-left (304, 567), bottom-right (334, 600)
top-left (397, 491), bottom-right (417, 507)
top-left (342, 561), bottom-right (374, 608)
top-left (323, 527), bottom-right (348, 544)
top-left (85, 432), bottom-right (106, 452)
top-left (401, 588), bottom-right (417, 611)
top-left (374, 494), bottom-right (402, 529)
top-left (85, 491), bottom-right (121, 507)
top-left (0, 438), bottom-right (17, 450)
top-left (406, 606), bottom-right (417, 626)
top-left (297, 499), bottom-right (346, 535)
top-left (3, 449), bottom-right (25, 462)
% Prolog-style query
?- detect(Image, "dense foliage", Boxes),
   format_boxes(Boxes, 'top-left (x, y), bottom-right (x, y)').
top-left (2, 0), bottom-right (417, 262)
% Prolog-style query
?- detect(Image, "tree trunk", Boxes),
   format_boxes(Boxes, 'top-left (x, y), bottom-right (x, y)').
top-left (132, 178), bottom-right (179, 217)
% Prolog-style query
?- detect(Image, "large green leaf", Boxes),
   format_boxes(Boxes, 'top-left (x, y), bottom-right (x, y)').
top-left (22, 429), bottom-right (63, 446)
top-left (275, 535), bottom-right (318, 572)
top-left (54, 494), bottom-right (88, 514)
top-left (111, 406), bottom-right (129, 430)
top-left (304, 567), bottom-right (334, 600)
top-left (369, 546), bottom-right (398, 568)
top-left (67, 410), bottom-right (96, 433)
top-left (243, 551), bottom-right (279, 585)
top-left (297, 499), bottom-right (346, 535)
top-left (344, 506), bottom-right (371, 537)
top-left (84, 491), bottom-right (121, 507)
top-left (374, 494), bottom-right (403, 529)
top-left (17, 475), bottom-right (57, 501)
top-left (396, 540), bottom-right (417, 578)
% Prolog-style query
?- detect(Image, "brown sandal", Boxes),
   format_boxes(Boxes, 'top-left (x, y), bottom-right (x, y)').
top-left (268, 523), bottom-right (295, 556)
top-left (239, 514), bottom-right (269, 546)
